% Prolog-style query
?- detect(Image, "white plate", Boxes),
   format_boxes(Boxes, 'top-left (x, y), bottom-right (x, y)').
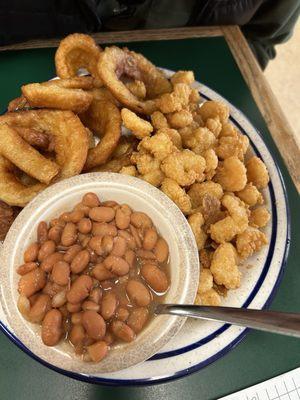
top-left (0, 72), bottom-right (290, 385)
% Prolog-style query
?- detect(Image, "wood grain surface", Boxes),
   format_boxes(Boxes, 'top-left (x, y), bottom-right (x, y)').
top-left (222, 26), bottom-right (300, 193)
top-left (0, 27), bottom-right (222, 51)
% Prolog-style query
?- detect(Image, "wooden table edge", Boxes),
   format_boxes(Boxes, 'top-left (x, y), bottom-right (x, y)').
top-left (222, 26), bottom-right (300, 193)
top-left (0, 25), bottom-right (298, 192)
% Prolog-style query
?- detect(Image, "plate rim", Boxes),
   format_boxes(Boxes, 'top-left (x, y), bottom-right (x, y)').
top-left (0, 78), bottom-right (290, 386)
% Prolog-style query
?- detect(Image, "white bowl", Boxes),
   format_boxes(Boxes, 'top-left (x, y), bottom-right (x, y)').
top-left (0, 172), bottom-right (199, 374)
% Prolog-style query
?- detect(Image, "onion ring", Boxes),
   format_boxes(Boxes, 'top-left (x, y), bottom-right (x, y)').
top-left (55, 33), bottom-right (103, 87)
top-left (7, 96), bottom-right (30, 112)
top-left (97, 46), bottom-right (171, 114)
top-left (22, 77), bottom-right (94, 113)
top-left (0, 110), bottom-right (89, 205)
top-left (0, 124), bottom-right (59, 184)
top-left (80, 90), bottom-right (121, 170)
top-left (0, 156), bottom-right (46, 207)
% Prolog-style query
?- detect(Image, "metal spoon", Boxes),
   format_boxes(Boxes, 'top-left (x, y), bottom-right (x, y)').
top-left (155, 304), bottom-right (300, 338)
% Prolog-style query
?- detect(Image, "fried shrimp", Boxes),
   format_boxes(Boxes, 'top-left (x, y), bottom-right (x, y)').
top-left (210, 243), bottom-right (241, 289)
top-left (182, 127), bottom-right (216, 155)
top-left (209, 194), bottom-right (249, 243)
top-left (214, 156), bottom-right (247, 192)
top-left (138, 131), bottom-right (177, 161)
top-left (161, 178), bottom-right (192, 214)
top-left (236, 227), bottom-right (268, 259)
top-left (121, 108), bottom-right (153, 139)
top-left (161, 149), bottom-right (206, 186)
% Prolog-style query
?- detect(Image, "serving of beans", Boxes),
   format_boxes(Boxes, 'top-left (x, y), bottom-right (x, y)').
top-left (17, 192), bottom-right (170, 363)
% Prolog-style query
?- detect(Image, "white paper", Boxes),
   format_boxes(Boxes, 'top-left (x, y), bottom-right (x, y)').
top-left (219, 367), bottom-right (300, 400)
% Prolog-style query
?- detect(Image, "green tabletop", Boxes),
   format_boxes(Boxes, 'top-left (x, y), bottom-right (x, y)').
top-left (0, 38), bottom-right (299, 400)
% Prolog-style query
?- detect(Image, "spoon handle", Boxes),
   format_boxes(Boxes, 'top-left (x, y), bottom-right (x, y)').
top-left (155, 304), bottom-right (300, 338)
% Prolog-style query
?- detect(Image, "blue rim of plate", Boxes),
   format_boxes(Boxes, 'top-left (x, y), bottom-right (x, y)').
top-left (0, 92), bottom-right (290, 386)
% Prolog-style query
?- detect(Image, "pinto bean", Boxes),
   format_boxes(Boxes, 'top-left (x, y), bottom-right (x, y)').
top-left (69, 324), bottom-right (85, 346)
top-left (24, 242), bottom-right (39, 262)
top-left (141, 263), bottom-right (169, 293)
top-left (61, 222), bottom-right (77, 246)
top-left (18, 268), bottom-right (46, 297)
top-left (126, 280), bottom-right (151, 307)
top-left (89, 287), bottom-right (102, 304)
top-left (82, 300), bottom-right (100, 312)
top-left (101, 235), bottom-right (114, 254)
top-left (92, 222), bottom-right (117, 237)
top-left (111, 236), bottom-right (127, 257)
top-left (42, 281), bottom-right (64, 297)
top-left (48, 225), bottom-right (63, 244)
top-left (71, 312), bottom-right (82, 325)
top-left (82, 192), bottom-right (100, 207)
top-left (129, 225), bottom-right (142, 248)
top-left (88, 236), bottom-right (103, 255)
top-left (66, 275), bottom-right (93, 304)
top-left (51, 290), bottom-right (67, 308)
top-left (41, 309), bottom-right (63, 346)
top-left (111, 320), bottom-right (135, 342)
top-left (27, 294), bottom-right (51, 322)
top-left (143, 228), bottom-right (158, 251)
top-left (51, 261), bottom-right (70, 286)
top-left (116, 306), bottom-right (129, 322)
top-left (71, 250), bottom-right (90, 274)
top-left (153, 238), bottom-right (169, 263)
top-left (41, 252), bottom-right (64, 272)
top-left (101, 292), bottom-right (118, 320)
top-left (74, 202), bottom-right (91, 217)
top-left (89, 207), bottom-right (115, 223)
top-left (127, 307), bottom-right (149, 333)
top-left (67, 302), bottom-right (82, 313)
top-left (124, 250), bottom-right (136, 268)
top-left (119, 230), bottom-right (136, 250)
top-left (92, 263), bottom-right (115, 281)
top-left (68, 210), bottom-right (85, 223)
top-left (82, 310), bottom-right (106, 340)
top-left (17, 262), bottom-right (37, 276)
top-left (78, 218), bottom-right (92, 234)
top-left (87, 341), bottom-right (108, 362)
top-left (38, 240), bottom-right (56, 262)
top-left (104, 256), bottom-right (129, 276)
top-left (130, 212), bottom-right (152, 230)
top-left (37, 221), bottom-right (48, 244)
top-left (63, 244), bottom-right (82, 263)
top-left (136, 249), bottom-right (156, 260)
top-left (115, 205), bottom-right (131, 229)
